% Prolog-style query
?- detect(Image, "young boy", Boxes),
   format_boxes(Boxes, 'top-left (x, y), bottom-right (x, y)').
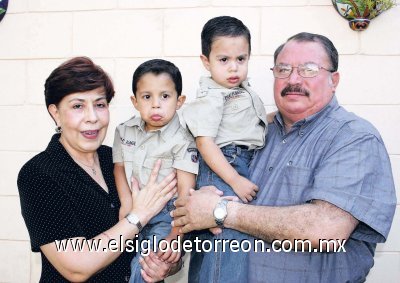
top-left (183, 16), bottom-right (267, 282)
top-left (113, 59), bottom-right (198, 283)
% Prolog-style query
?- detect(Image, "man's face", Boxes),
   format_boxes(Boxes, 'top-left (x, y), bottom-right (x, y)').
top-left (273, 40), bottom-right (339, 125)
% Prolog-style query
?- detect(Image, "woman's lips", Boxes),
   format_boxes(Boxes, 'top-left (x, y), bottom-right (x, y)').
top-left (81, 130), bottom-right (99, 139)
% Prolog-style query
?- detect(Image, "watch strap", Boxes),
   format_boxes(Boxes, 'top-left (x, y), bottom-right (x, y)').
top-left (214, 199), bottom-right (229, 227)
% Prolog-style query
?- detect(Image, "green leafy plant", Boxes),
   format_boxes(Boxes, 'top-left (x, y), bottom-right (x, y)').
top-left (338, 0), bottom-right (395, 19)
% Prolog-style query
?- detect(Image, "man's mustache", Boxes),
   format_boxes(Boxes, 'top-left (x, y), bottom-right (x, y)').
top-left (281, 85), bottom-right (310, 97)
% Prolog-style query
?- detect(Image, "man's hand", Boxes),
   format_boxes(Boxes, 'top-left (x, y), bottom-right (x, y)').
top-left (230, 175), bottom-right (258, 203)
top-left (171, 186), bottom-right (222, 233)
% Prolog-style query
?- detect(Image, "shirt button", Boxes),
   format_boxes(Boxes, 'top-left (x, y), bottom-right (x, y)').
top-left (288, 161), bottom-right (293, 166)
top-left (299, 131), bottom-right (304, 136)
top-left (111, 203), bottom-right (115, 208)
top-left (268, 167), bottom-right (273, 171)
top-left (233, 104), bottom-right (238, 110)
top-left (140, 145), bottom-right (145, 150)
top-left (282, 139), bottom-right (287, 144)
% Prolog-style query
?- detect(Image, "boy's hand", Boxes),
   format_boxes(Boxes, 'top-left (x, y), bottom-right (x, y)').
top-left (231, 175), bottom-right (258, 203)
top-left (209, 227), bottom-right (222, 235)
top-left (157, 234), bottom-right (181, 263)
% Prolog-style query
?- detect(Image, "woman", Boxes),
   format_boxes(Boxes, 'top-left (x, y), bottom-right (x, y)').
top-left (18, 57), bottom-right (179, 282)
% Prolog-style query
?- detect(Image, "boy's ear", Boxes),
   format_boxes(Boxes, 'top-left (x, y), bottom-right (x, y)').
top-left (200, 54), bottom-right (211, 71)
top-left (130, 95), bottom-right (138, 108)
top-left (176, 95), bottom-right (186, 110)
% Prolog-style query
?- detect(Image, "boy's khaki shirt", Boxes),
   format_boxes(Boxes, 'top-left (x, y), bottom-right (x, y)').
top-left (183, 77), bottom-right (267, 149)
top-left (113, 113), bottom-right (198, 188)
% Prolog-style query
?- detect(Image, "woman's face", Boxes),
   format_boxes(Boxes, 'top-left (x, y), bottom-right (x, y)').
top-left (48, 87), bottom-right (110, 156)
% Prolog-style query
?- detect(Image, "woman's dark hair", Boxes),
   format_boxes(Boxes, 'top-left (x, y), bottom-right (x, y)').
top-left (45, 56), bottom-right (115, 108)
top-left (201, 16), bottom-right (251, 58)
top-left (132, 59), bottom-right (182, 97)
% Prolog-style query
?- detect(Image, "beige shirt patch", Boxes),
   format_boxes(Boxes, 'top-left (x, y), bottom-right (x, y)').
top-left (183, 77), bottom-right (267, 149)
top-left (113, 113), bottom-right (198, 188)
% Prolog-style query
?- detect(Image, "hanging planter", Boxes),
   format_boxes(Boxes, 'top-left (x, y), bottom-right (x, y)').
top-left (0, 0), bottom-right (9, 23)
top-left (332, 0), bottom-right (395, 31)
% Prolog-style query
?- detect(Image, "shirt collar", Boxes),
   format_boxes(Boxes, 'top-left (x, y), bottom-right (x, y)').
top-left (274, 95), bottom-right (339, 134)
top-left (124, 113), bottom-right (181, 142)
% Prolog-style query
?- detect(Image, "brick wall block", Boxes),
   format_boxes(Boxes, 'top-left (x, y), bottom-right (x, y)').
top-left (164, 8), bottom-right (260, 56)
top-left (6, 0), bottom-right (28, 13)
top-left (344, 105), bottom-right (400, 155)
top-left (118, 0), bottom-right (211, 9)
top-left (376, 207), bottom-right (400, 252)
top-left (337, 55), bottom-right (400, 105)
top-left (0, 60), bottom-right (26, 105)
top-left (28, 13), bottom-right (73, 58)
top-left (26, 59), bottom-right (65, 105)
top-left (0, 14), bottom-right (30, 58)
top-left (0, 106), bottom-right (54, 152)
top-left (73, 11), bottom-right (163, 58)
top-left (212, 0), bottom-right (308, 6)
top-left (0, 241), bottom-right (31, 283)
top-left (0, 152), bottom-right (37, 196)
top-left (30, 252), bottom-right (42, 283)
top-left (360, 7), bottom-right (400, 55)
top-left (367, 252), bottom-right (400, 282)
top-left (27, 0), bottom-right (117, 12)
top-left (0, 196), bottom-right (30, 240)
top-left (261, 6), bottom-right (358, 55)
top-left (113, 58), bottom-right (152, 106)
top-left (309, 0), bottom-right (334, 5)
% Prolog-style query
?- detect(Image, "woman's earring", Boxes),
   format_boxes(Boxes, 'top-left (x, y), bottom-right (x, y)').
top-left (55, 126), bottom-right (62, 133)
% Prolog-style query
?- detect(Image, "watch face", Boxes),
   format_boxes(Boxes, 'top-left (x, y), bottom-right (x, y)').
top-left (214, 207), bottom-right (225, 219)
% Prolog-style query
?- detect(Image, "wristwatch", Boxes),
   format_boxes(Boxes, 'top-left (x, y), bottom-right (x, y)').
top-left (125, 213), bottom-right (143, 232)
top-left (213, 199), bottom-right (229, 227)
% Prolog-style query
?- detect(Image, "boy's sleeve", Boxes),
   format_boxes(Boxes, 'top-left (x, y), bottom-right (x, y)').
top-left (112, 126), bottom-right (123, 163)
top-left (182, 90), bottom-right (223, 138)
top-left (172, 136), bottom-right (199, 175)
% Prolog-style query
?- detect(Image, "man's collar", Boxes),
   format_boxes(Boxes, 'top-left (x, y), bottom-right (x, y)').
top-left (274, 95), bottom-right (339, 133)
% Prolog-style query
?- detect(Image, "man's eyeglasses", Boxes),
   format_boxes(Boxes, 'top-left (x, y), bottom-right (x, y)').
top-left (270, 63), bottom-right (334, 79)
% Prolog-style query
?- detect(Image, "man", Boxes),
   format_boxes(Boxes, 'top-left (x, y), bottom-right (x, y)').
top-left (172, 32), bottom-right (396, 282)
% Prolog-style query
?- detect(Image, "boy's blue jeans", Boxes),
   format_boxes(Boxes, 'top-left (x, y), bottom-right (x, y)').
top-left (189, 144), bottom-right (253, 283)
top-left (129, 198), bottom-right (175, 283)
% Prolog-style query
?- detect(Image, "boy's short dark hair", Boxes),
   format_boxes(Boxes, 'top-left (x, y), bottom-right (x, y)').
top-left (201, 16), bottom-right (251, 58)
top-left (132, 59), bottom-right (182, 97)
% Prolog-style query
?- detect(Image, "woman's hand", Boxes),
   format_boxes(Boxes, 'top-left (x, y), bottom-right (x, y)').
top-left (130, 159), bottom-right (177, 226)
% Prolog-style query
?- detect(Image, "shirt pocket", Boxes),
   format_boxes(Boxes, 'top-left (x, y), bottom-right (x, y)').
top-left (281, 165), bottom-right (314, 205)
top-left (223, 96), bottom-right (252, 115)
top-left (142, 158), bottom-right (174, 186)
top-left (122, 145), bottom-right (135, 161)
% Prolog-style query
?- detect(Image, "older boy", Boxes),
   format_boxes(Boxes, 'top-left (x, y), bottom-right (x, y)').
top-left (183, 16), bottom-right (267, 283)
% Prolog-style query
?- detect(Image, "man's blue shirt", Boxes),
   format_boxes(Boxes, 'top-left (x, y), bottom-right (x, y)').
top-left (248, 96), bottom-right (396, 282)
